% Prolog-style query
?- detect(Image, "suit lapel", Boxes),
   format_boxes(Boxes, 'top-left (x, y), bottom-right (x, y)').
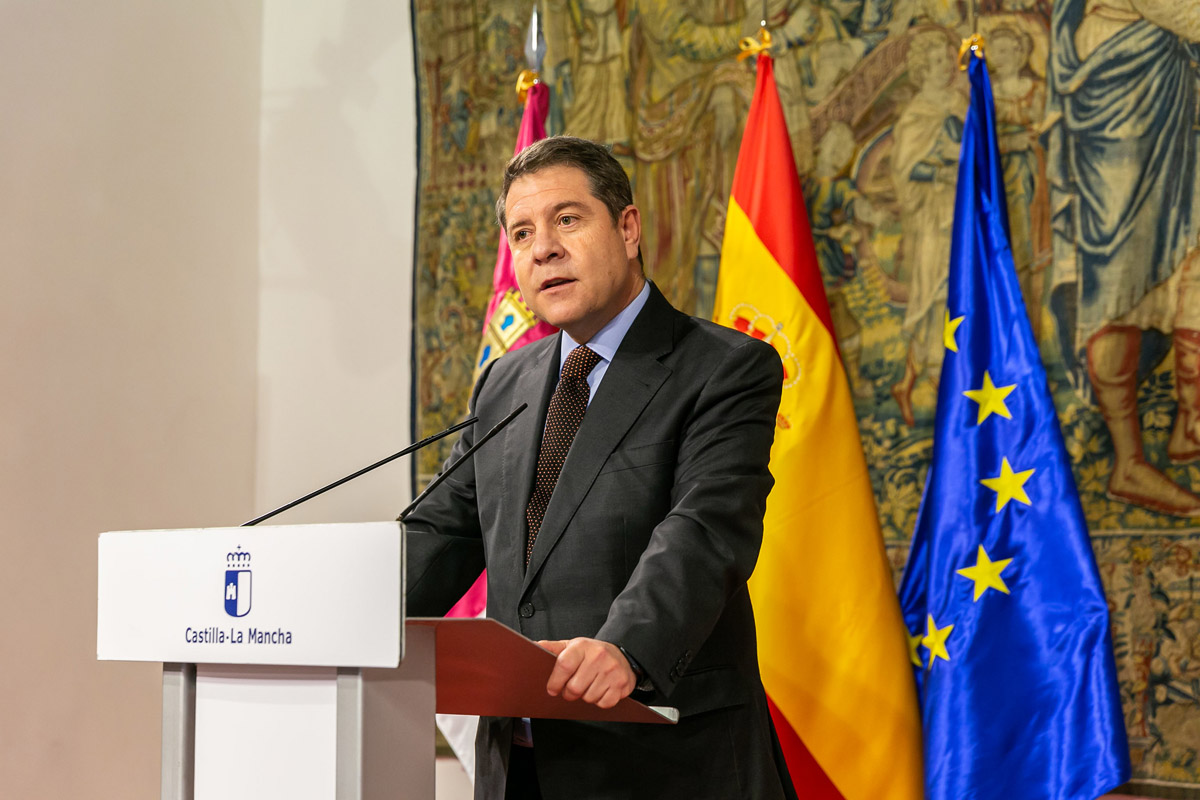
top-left (522, 285), bottom-right (679, 590)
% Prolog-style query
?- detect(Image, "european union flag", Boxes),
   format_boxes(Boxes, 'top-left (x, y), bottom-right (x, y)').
top-left (897, 43), bottom-right (1131, 800)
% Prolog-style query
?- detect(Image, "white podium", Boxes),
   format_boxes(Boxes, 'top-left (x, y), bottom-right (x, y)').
top-left (97, 523), bottom-right (676, 800)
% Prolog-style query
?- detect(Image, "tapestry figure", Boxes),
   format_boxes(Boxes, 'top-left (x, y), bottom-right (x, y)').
top-left (889, 28), bottom-right (967, 426)
top-left (981, 14), bottom-right (1051, 338)
top-left (1044, 0), bottom-right (1200, 516)
top-left (804, 121), bottom-right (888, 397)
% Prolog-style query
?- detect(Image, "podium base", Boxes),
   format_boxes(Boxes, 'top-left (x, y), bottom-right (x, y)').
top-left (162, 627), bottom-right (436, 800)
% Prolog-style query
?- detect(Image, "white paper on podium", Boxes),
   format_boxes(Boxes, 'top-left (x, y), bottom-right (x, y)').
top-left (97, 522), bottom-right (401, 667)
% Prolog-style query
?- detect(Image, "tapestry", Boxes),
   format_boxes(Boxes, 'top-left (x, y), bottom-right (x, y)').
top-left (411, 2), bottom-right (1200, 794)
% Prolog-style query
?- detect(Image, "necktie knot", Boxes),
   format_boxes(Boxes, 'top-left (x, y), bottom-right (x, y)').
top-left (562, 346), bottom-right (602, 383)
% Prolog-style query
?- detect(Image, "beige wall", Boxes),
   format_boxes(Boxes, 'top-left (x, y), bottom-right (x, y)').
top-left (0, 1), bottom-right (416, 797)
top-left (257, 0), bottom-right (415, 526)
top-left (0, 2), bottom-right (262, 796)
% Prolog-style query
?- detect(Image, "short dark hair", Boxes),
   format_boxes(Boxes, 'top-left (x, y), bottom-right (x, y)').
top-left (495, 136), bottom-right (634, 231)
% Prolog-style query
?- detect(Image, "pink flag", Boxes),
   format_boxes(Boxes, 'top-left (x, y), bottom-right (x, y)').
top-left (447, 81), bottom-right (553, 619)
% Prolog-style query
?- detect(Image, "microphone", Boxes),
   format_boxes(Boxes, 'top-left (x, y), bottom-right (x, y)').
top-left (399, 403), bottom-right (527, 521)
top-left (242, 416), bottom-right (478, 526)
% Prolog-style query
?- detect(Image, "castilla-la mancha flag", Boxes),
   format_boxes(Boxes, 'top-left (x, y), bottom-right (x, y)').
top-left (713, 48), bottom-right (923, 799)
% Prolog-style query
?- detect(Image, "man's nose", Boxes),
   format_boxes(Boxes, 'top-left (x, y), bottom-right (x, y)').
top-left (531, 227), bottom-right (563, 263)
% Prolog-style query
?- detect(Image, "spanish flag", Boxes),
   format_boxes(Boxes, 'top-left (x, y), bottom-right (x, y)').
top-left (714, 45), bottom-right (923, 799)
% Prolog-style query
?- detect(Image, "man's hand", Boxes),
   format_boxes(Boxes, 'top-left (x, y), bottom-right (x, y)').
top-left (537, 638), bottom-right (636, 709)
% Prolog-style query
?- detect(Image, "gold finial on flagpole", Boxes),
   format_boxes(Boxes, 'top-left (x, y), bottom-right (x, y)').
top-left (738, 27), bottom-right (773, 61)
top-left (738, 1), bottom-right (773, 61)
top-left (515, 69), bottom-right (539, 102)
top-left (958, 33), bottom-right (986, 70)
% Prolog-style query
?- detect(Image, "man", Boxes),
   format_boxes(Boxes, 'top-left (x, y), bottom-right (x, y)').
top-left (404, 136), bottom-right (794, 799)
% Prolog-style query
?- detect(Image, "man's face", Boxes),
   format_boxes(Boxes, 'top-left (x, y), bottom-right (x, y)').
top-left (504, 164), bottom-right (644, 343)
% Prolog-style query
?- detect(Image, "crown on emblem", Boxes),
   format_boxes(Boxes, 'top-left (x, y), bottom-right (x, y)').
top-left (226, 545), bottom-right (252, 566)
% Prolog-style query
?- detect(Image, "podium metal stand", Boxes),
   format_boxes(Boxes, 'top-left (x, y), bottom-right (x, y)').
top-left (97, 523), bottom-right (676, 800)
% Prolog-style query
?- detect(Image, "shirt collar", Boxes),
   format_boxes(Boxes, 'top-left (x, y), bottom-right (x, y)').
top-left (560, 279), bottom-right (650, 367)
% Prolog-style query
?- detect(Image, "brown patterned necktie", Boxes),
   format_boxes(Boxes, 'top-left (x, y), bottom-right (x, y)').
top-left (525, 345), bottom-right (603, 565)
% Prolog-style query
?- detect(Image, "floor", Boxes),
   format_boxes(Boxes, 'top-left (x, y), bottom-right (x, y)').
top-left (435, 757), bottom-right (473, 800)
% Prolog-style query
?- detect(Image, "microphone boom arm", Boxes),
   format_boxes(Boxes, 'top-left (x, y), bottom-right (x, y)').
top-left (242, 416), bottom-right (478, 527)
top-left (399, 403), bottom-right (527, 522)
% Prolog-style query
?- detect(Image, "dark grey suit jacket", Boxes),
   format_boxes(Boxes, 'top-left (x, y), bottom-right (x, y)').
top-left (405, 284), bottom-right (795, 799)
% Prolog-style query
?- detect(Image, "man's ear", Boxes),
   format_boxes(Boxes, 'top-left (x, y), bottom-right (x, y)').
top-left (619, 205), bottom-right (641, 260)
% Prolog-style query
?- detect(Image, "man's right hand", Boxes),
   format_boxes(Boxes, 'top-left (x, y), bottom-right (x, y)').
top-left (538, 637), bottom-right (637, 709)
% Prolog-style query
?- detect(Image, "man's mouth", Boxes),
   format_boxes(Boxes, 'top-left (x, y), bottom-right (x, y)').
top-left (541, 277), bottom-right (574, 291)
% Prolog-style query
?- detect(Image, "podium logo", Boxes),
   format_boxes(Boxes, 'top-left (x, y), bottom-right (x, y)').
top-left (224, 546), bottom-right (252, 618)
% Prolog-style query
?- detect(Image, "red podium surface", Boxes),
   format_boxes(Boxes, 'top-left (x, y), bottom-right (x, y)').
top-left (408, 617), bottom-right (678, 724)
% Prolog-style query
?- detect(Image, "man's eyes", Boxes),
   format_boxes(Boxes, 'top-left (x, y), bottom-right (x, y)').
top-left (511, 215), bottom-right (578, 240)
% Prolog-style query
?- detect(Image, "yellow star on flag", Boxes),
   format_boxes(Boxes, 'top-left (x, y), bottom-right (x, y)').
top-left (956, 545), bottom-right (1013, 601)
top-left (907, 630), bottom-right (924, 667)
top-left (922, 614), bottom-right (954, 667)
top-left (944, 310), bottom-right (965, 353)
top-left (962, 371), bottom-right (1016, 424)
top-left (980, 457), bottom-right (1035, 511)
